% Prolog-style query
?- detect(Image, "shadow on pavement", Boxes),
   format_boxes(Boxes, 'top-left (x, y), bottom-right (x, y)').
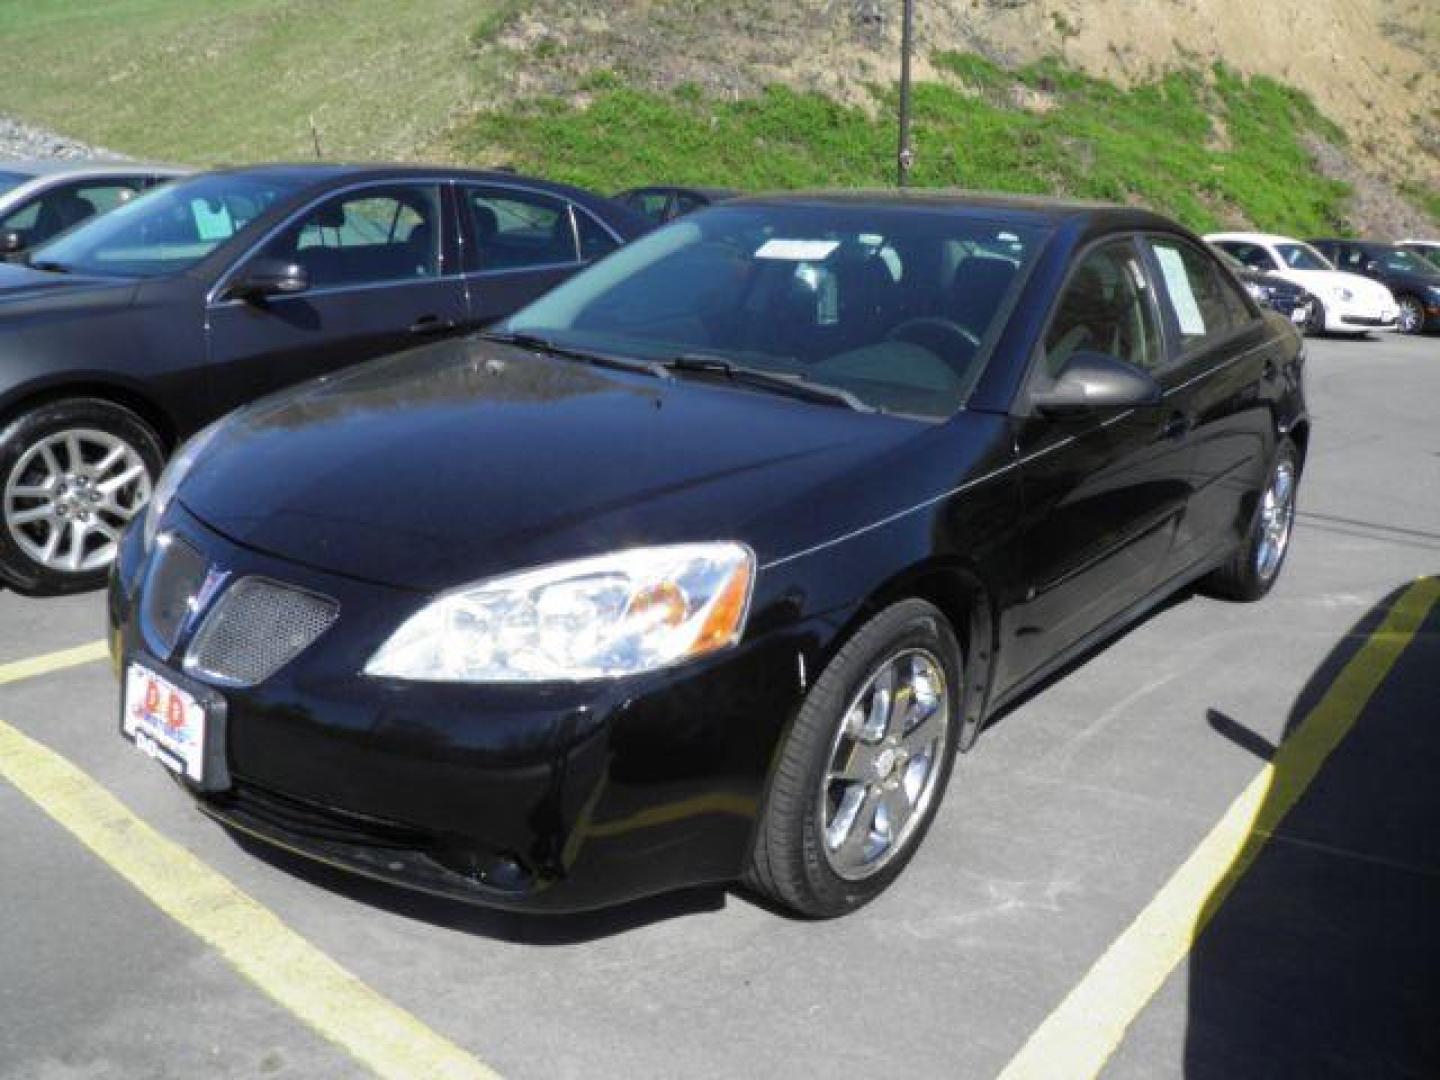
top-left (1184, 578), bottom-right (1440, 1077)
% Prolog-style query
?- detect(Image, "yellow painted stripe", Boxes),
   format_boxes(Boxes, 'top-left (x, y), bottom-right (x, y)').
top-left (0, 639), bottom-right (108, 686)
top-left (0, 719), bottom-right (499, 1080)
top-left (998, 576), bottom-right (1440, 1080)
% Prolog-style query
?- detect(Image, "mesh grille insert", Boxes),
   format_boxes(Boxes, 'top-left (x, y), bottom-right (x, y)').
top-left (140, 535), bottom-right (208, 659)
top-left (186, 577), bottom-right (338, 687)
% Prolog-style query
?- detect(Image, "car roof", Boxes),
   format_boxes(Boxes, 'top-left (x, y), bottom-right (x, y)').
top-left (0, 159), bottom-right (189, 178)
top-left (1204, 231), bottom-right (1310, 246)
top-left (726, 188), bottom-right (1181, 229)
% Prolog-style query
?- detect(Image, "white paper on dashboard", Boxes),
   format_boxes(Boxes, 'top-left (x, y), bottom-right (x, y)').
top-left (754, 239), bottom-right (840, 261)
top-left (1154, 246), bottom-right (1206, 335)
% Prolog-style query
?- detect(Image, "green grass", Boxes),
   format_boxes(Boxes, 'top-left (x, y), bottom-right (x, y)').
top-left (0, 0), bottom-right (504, 163)
top-left (452, 52), bottom-right (1363, 235)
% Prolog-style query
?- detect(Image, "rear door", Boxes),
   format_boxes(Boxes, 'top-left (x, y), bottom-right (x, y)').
top-left (205, 181), bottom-right (467, 415)
top-left (1141, 234), bottom-right (1277, 575)
top-left (1002, 236), bottom-right (1194, 682)
top-left (457, 184), bottom-right (619, 329)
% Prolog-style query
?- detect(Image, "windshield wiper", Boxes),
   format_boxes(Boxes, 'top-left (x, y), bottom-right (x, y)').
top-left (27, 258), bottom-right (71, 274)
top-left (662, 353), bottom-right (873, 413)
top-left (480, 330), bottom-right (666, 378)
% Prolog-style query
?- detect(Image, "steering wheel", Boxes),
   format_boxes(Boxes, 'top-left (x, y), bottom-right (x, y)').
top-left (884, 317), bottom-right (981, 377)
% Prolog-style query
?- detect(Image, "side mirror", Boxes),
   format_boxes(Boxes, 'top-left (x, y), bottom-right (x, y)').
top-left (227, 257), bottom-right (308, 301)
top-left (1, 231), bottom-right (24, 255)
top-left (1032, 350), bottom-right (1162, 418)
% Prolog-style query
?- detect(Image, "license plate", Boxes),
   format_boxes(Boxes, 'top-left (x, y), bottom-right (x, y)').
top-left (122, 663), bottom-right (208, 782)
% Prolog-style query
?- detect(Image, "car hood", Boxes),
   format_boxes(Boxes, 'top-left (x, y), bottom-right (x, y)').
top-left (1281, 268), bottom-right (1393, 305)
top-left (178, 337), bottom-right (931, 591)
top-left (0, 260), bottom-right (137, 311)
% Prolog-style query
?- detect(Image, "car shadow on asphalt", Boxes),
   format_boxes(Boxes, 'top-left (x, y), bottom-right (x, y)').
top-left (224, 828), bottom-right (731, 945)
top-left (1182, 578), bottom-right (1440, 1077)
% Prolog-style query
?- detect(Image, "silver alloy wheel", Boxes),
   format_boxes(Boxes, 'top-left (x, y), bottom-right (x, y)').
top-left (1398, 296), bottom-right (1423, 334)
top-left (3, 428), bottom-right (153, 574)
top-left (819, 648), bottom-right (952, 881)
top-left (1255, 458), bottom-right (1296, 582)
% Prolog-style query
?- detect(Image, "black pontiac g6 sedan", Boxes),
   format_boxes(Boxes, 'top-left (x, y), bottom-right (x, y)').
top-left (111, 193), bottom-right (1308, 918)
top-left (0, 164), bottom-right (647, 594)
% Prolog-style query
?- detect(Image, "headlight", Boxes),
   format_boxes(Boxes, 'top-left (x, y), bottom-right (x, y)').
top-left (1428, 284), bottom-right (1440, 299)
top-left (142, 421), bottom-right (223, 551)
top-left (365, 543), bottom-right (756, 683)
top-left (1243, 282), bottom-right (1268, 303)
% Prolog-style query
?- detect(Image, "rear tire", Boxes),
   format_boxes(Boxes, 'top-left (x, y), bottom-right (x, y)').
top-left (745, 599), bottom-right (963, 918)
top-left (0, 398), bottom-right (163, 595)
top-left (1200, 438), bottom-right (1299, 602)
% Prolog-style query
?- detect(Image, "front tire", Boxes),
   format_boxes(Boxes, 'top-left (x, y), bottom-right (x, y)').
top-left (746, 599), bottom-right (963, 918)
top-left (1200, 438), bottom-right (1299, 602)
top-left (1397, 294), bottom-right (1425, 335)
top-left (1305, 298), bottom-right (1327, 336)
top-left (0, 398), bottom-right (163, 595)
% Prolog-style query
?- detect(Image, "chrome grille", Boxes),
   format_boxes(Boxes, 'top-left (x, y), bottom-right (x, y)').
top-left (186, 577), bottom-right (338, 687)
top-left (140, 535), bottom-right (208, 659)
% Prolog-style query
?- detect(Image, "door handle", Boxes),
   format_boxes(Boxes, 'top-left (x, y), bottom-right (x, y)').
top-left (1160, 411), bottom-right (1194, 440)
top-left (408, 315), bottom-right (455, 336)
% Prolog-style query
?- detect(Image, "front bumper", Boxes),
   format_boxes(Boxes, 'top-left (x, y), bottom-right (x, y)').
top-left (1325, 301), bottom-right (1398, 332)
top-left (109, 508), bottom-right (817, 913)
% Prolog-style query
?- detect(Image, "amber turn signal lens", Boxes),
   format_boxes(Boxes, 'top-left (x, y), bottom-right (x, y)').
top-left (691, 558), bottom-right (753, 656)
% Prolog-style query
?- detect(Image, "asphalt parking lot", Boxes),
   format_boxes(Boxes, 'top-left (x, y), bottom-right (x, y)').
top-left (2, 331), bottom-right (1437, 1080)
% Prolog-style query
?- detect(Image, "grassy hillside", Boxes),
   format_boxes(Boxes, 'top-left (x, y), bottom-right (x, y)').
top-left (453, 56), bottom-right (1354, 236)
top-left (0, 0), bottom-right (502, 162)
top-left (0, 0), bottom-right (1432, 236)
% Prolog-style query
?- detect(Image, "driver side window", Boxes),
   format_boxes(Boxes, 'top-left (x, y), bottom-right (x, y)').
top-left (1042, 240), bottom-right (1161, 379)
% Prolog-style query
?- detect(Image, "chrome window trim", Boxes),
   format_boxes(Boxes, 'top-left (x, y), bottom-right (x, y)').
top-left (455, 180), bottom-right (625, 276)
top-left (205, 176), bottom-right (459, 307)
top-left (208, 272), bottom-right (467, 309)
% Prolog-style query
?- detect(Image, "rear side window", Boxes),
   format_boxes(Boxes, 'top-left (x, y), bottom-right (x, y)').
top-left (1147, 239), bottom-right (1251, 351)
top-left (574, 208), bottom-right (619, 262)
top-left (259, 184), bottom-right (441, 288)
top-left (465, 187), bottom-right (578, 271)
top-left (1043, 240), bottom-right (1162, 376)
top-left (622, 191), bottom-right (671, 223)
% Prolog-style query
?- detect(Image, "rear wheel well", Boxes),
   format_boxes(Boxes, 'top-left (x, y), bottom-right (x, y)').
top-left (0, 384), bottom-right (176, 451)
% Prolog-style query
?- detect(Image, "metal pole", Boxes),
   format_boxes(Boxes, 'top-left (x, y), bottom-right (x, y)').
top-left (897, 0), bottom-right (915, 187)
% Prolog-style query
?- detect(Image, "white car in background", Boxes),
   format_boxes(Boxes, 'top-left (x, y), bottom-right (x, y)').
top-left (0, 160), bottom-right (188, 258)
top-left (1206, 231), bottom-right (1398, 335)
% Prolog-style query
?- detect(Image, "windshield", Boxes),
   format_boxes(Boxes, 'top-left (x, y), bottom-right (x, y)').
top-left (0, 171), bottom-right (26, 199)
top-left (505, 204), bottom-right (1046, 419)
top-left (1374, 248), bottom-right (1438, 276)
top-left (28, 173), bottom-right (300, 278)
top-left (1275, 242), bottom-right (1333, 272)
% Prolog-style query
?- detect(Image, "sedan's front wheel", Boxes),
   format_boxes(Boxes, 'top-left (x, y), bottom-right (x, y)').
top-left (1397, 294), bottom-right (1425, 335)
top-left (746, 599), bottom-right (963, 918)
top-left (0, 399), bottom-right (163, 594)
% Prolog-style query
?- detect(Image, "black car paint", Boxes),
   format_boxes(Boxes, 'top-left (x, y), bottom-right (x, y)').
top-left (0, 165), bottom-right (651, 449)
top-left (109, 197), bottom-right (1308, 912)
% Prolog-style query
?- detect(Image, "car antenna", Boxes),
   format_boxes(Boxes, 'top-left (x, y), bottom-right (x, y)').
top-left (308, 115), bottom-right (324, 160)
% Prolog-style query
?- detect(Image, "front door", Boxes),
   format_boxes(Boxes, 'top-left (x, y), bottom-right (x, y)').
top-left (205, 182), bottom-right (468, 416)
top-left (1000, 237), bottom-right (1195, 686)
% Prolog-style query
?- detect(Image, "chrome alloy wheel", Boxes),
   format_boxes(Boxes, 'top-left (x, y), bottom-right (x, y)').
top-left (819, 648), bottom-right (952, 881)
top-left (3, 428), bottom-right (153, 574)
top-left (1255, 458), bottom-right (1296, 582)
top-left (1397, 296), bottom-right (1423, 335)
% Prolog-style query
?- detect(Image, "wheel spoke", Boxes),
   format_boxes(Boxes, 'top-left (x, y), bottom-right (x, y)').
top-left (863, 664), bottom-right (894, 741)
top-left (98, 464), bottom-right (146, 494)
top-left (832, 785), bottom-right (883, 869)
top-left (833, 740), bottom-right (884, 783)
top-left (878, 785), bottom-right (911, 840)
top-left (10, 506), bottom-right (56, 527)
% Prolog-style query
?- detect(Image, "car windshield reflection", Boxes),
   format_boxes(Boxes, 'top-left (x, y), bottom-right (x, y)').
top-left (505, 204), bottom-right (1047, 420)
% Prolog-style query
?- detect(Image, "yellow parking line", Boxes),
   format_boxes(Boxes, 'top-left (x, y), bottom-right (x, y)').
top-left (0, 719), bottom-right (500, 1080)
top-left (996, 576), bottom-right (1440, 1080)
top-left (0, 639), bottom-right (108, 686)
